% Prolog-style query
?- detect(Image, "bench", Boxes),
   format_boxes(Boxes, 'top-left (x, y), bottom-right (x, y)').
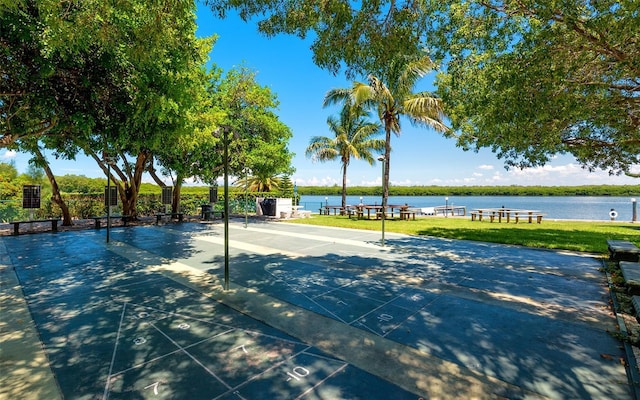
top-left (620, 262), bottom-right (640, 292)
top-left (10, 218), bottom-right (59, 235)
top-left (400, 210), bottom-right (416, 220)
top-left (291, 210), bottom-right (311, 218)
top-left (513, 213), bottom-right (544, 224)
top-left (91, 215), bottom-right (131, 229)
top-left (201, 210), bottom-right (224, 221)
top-left (347, 208), bottom-right (364, 219)
top-left (632, 296), bottom-right (640, 319)
top-left (155, 212), bottom-right (184, 224)
top-left (607, 240), bottom-right (640, 262)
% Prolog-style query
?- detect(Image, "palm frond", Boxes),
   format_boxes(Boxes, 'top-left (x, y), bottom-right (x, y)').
top-left (323, 88), bottom-right (353, 108)
top-left (404, 94), bottom-right (448, 133)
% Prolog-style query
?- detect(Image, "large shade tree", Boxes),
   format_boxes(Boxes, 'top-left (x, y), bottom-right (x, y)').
top-left (79, 0), bottom-right (213, 219)
top-left (306, 99), bottom-right (383, 209)
top-left (204, 66), bottom-right (294, 185)
top-left (429, 0), bottom-right (640, 176)
top-left (324, 55), bottom-right (447, 208)
top-left (1, 0), bottom-right (213, 221)
top-left (206, 0), bottom-right (640, 176)
top-left (152, 65), bottom-right (294, 213)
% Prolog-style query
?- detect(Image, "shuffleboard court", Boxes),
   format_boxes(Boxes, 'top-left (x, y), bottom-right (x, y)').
top-left (1, 227), bottom-right (420, 399)
top-left (1, 219), bottom-right (635, 399)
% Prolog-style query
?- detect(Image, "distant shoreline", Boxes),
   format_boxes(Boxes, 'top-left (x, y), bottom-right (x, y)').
top-left (296, 184), bottom-right (640, 197)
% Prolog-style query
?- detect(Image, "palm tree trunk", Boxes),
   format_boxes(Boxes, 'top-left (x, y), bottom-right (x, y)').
top-left (382, 125), bottom-right (391, 208)
top-left (341, 163), bottom-right (348, 210)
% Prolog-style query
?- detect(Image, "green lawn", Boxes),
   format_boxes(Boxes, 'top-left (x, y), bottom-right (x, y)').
top-left (286, 215), bottom-right (640, 254)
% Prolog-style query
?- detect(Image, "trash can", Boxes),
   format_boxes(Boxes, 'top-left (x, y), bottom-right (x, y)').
top-left (200, 204), bottom-right (213, 220)
top-left (260, 198), bottom-right (277, 216)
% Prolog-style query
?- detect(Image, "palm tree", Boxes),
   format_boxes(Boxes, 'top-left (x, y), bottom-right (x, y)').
top-left (306, 99), bottom-right (384, 209)
top-left (325, 55), bottom-right (448, 209)
top-left (240, 173), bottom-right (281, 193)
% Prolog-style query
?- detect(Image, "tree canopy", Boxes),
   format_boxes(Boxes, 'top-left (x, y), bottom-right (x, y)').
top-left (431, 0), bottom-right (640, 175)
top-left (206, 0), bottom-right (640, 176)
top-left (2, 0), bottom-right (296, 219)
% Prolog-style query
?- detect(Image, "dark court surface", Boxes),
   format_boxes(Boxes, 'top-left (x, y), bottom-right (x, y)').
top-left (1, 219), bottom-right (635, 399)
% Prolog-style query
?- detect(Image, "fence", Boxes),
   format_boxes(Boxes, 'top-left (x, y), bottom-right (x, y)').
top-left (0, 192), bottom-right (264, 222)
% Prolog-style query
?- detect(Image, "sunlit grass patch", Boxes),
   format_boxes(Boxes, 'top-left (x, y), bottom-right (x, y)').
top-left (287, 215), bottom-right (640, 254)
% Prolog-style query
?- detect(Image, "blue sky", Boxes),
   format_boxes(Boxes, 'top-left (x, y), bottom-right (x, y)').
top-left (2, 5), bottom-right (637, 187)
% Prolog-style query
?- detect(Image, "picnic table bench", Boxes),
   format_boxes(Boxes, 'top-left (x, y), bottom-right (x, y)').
top-left (321, 205), bottom-right (345, 215)
top-left (91, 215), bottom-right (131, 229)
top-left (10, 218), bottom-right (59, 235)
top-left (155, 212), bottom-right (184, 224)
top-left (620, 262), bottom-right (640, 293)
top-left (471, 209), bottom-right (544, 223)
top-left (400, 209), bottom-right (417, 220)
top-left (607, 240), bottom-right (640, 262)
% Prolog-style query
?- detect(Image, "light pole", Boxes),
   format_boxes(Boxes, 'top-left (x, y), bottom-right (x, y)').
top-left (378, 155), bottom-right (385, 246)
top-left (633, 198), bottom-right (637, 222)
top-left (223, 126), bottom-right (230, 291)
top-left (214, 125), bottom-right (231, 291)
top-left (103, 154), bottom-right (117, 244)
top-left (243, 167), bottom-right (248, 228)
top-left (445, 197), bottom-right (449, 218)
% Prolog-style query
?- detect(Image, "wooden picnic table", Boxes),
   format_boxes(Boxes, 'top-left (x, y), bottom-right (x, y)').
top-left (471, 208), bottom-right (544, 223)
top-left (322, 205), bottom-right (345, 215)
top-left (349, 204), bottom-right (411, 220)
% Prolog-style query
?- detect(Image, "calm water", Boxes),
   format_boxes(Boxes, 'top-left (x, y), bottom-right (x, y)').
top-left (300, 195), bottom-right (638, 221)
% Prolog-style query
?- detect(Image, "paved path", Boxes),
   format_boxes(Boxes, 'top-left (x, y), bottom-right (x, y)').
top-left (0, 219), bottom-right (633, 399)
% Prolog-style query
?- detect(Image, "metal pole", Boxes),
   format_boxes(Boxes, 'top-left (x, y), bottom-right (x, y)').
top-left (107, 163), bottom-right (111, 243)
top-left (244, 168), bottom-right (248, 229)
top-left (381, 162), bottom-right (385, 246)
top-left (224, 127), bottom-right (230, 291)
top-left (633, 198), bottom-right (637, 222)
top-left (378, 155), bottom-right (385, 246)
top-left (445, 197), bottom-right (449, 218)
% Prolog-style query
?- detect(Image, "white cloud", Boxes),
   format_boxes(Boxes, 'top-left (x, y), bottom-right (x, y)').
top-left (295, 176), bottom-right (340, 186)
top-left (478, 164), bottom-right (494, 170)
top-left (1, 150), bottom-right (17, 160)
top-left (358, 177), bottom-right (382, 186)
top-left (390, 178), bottom-right (416, 186)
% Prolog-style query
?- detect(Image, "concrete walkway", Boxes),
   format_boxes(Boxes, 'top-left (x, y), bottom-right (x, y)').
top-left (0, 219), bottom-right (634, 399)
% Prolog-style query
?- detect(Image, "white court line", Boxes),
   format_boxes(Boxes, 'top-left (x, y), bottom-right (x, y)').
top-left (149, 321), bottom-right (233, 390)
top-left (295, 362), bottom-right (349, 400)
top-left (263, 268), bottom-right (350, 325)
top-left (195, 235), bottom-right (306, 258)
top-left (211, 346), bottom-right (313, 400)
top-left (103, 303), bottom-right (128, 400)
top-left (226, 224), bottom-right (386, 250)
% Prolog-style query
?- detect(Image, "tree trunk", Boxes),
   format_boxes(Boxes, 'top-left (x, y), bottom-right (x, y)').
top-left (120, 152), bottom-right (150, 220)
top-left (341, 163), bottom-right (348, 209)
top-left (382, 124), bottom-right (391, 208)
top-left (87, 149), bottom-right (151, 221)
top-left (121, 181), bottom-right (137, 219)
top-left (172, 171), bottom-right (184, 214)
top-left (34, 148), bottom-right (72, 226)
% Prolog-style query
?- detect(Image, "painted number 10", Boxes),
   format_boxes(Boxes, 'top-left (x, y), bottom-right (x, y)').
top-left (285, 366), bottom-right (309, 382)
